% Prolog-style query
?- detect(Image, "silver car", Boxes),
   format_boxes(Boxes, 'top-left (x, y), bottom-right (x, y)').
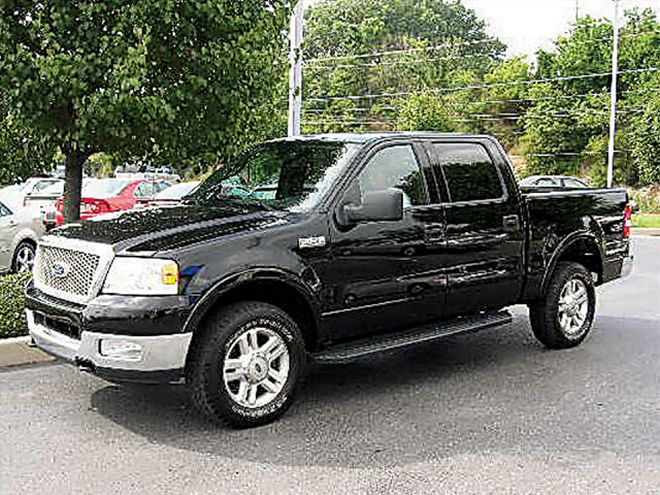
top-left (0, 198), bottom-right (45, 274)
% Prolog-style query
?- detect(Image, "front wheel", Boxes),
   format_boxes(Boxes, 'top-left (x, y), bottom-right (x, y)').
top-left (528, 262), bottom-right (596, 349)
top-left (187, 301), bottom-right (306, 428)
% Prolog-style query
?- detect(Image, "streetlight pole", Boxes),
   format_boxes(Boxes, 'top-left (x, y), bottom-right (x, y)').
top-left (288, 1), bottom-right (303, 137)
top-left (607, 0), bottom-right (620, 188)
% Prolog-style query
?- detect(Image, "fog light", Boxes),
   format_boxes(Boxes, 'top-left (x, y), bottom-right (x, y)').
top-left (99, 340), bottom-right (143, 361)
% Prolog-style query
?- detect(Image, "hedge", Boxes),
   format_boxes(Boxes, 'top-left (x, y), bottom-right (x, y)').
top-left (0, 273), bottom-right (31, 339)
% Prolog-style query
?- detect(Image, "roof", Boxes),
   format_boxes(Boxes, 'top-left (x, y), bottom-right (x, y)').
top-left (270, 131), bottom-right (494, 145)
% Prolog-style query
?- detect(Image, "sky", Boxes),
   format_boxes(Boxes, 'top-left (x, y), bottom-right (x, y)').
top-left (460, 0), bottom-right (660, 58)
top-left (303, 0), bottom-right (660, 59)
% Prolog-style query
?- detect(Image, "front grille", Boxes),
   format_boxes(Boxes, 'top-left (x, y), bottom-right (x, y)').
top-left (34, 312), bottom-right (81, 340)
top-left (34, 245), bottom-right (101, 300)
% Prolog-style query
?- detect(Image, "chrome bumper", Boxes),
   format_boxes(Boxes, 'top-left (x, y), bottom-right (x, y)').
top-left (27, 309), bottom-right (192, 382)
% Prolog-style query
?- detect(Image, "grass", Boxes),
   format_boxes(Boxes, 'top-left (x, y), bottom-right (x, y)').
top-left (633, 214), bottom-right (660, 229)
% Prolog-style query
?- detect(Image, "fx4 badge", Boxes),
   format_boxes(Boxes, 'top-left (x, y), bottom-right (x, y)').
top-left (298, 236), bottom-right (327, 249)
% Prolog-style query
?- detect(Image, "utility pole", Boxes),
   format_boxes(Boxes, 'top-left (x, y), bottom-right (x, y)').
top-left (575, 0), bottom-right (579, 22)
top-left (288, 1), bottom-right (303, 137)
top-left (607, 0), bottom-right (620, 188)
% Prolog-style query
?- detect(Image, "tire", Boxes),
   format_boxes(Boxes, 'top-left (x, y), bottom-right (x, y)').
top-left (12, 241), bottom-right (36, 274)
top-left (186, 301), bottom-right (306, 428)
top-left (528, 262), bottom-right (596, 349)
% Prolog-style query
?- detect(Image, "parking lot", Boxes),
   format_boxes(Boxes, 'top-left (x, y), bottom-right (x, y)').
top-left (1, 236), bottom-right (658, 495)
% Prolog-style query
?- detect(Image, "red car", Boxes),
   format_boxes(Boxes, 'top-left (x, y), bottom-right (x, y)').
top-left (53, 178), bottom-right (171, 226)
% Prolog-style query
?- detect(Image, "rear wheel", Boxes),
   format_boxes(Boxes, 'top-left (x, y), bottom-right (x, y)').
top-left (528, 262), bottom-right (596, 349)
top-left (12, 241), bottom-right (35, 274)
top-left (187, 301), bottom-right (306, 427)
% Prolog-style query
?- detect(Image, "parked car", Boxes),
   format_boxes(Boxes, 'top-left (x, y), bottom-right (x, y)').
top-left (519, 175), bottom-right (590, 188)
top-left (27, 133), bottom-right (632, 428)
top-left (137, 181), bottom-right (202, 208)
top-left (0, 197), bottom-right (45, 274)
top-left (52, 178), bottom-right (171, 225)
top-left (24, 181), bottom-right (65, 216)
top-left (0, 177), bottom-right (63, 211)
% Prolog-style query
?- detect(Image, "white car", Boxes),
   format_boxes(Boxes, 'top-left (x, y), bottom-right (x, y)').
top-left (0, 197), bottom-right (45, 274)
top-left (1, 177), bottom-right (63, 211)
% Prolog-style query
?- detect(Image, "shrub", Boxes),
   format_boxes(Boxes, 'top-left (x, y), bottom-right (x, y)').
top-left (0, 273), bottom-right (31, 339)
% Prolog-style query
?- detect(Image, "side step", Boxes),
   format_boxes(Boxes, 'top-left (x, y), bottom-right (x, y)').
top-left (311, 310), bottom-right (513, 364)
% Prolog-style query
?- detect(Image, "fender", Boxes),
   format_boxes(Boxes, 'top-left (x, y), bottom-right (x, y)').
top-left (539, 231), bottom-right (604, 294)
top-left (10, 229), bottom-right (39, 259)
top-left (182, 267), bottom-right (323, 335)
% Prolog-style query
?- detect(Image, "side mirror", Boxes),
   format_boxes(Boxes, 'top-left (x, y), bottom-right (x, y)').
top-left (342, 189), bottom-right (404, 225)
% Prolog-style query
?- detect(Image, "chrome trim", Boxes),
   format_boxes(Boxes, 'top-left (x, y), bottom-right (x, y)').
top-left (28, 309), bottom-right (192, 372)
top-left (33, 236), bottom-right (115, 304)
top-left (321, 297), bottom-right (410, 317)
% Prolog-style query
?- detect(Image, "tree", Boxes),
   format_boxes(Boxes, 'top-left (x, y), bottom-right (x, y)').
top-left (302, 0), bottom-right (505, 133)
top-left (0, 96), bottom-right (56, 185)
top-left (0, 0), bottom-right (291, 221)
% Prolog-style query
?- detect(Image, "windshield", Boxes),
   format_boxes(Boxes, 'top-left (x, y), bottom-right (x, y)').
top-left (155, 182), bottom-right (201, 200)
top-left (83, 179), bottom-right (133, 198)
top-left (188, 140), bottom-right (361, 211)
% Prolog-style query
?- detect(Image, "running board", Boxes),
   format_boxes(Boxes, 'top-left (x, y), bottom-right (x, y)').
top-left (311, 310), bottom-right (512, 364)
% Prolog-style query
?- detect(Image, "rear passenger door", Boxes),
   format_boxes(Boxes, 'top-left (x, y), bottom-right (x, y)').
top-left (426, 139), bottom-right (525, 316)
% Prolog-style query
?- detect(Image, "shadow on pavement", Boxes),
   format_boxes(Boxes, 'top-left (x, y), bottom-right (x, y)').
top-left (90, 315), bottom-right (660, 469)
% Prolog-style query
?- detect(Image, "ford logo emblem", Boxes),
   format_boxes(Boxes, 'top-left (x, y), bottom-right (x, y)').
top-left (51, 261), bottom-right (71, 279)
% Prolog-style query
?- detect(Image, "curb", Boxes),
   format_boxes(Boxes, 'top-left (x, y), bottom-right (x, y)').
top-left (632, 228), bottom-right (660, 237)
top-left (0, 335), bottom-right (55, 369)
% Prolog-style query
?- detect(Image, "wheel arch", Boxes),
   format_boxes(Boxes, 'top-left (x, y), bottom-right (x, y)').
top-left (11, 234), bottom-right (38, 271)
top-left (541, 233), bottom-right (604, 295)
top-left (183, 268), bottom-right (322, 354)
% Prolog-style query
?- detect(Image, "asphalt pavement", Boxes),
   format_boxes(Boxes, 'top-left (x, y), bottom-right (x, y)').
top-left (1, 237), bottom-right (659, 495)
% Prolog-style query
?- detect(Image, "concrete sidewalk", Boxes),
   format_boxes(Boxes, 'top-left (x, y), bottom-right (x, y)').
top-left (0, 336), bottom-right (54, 369)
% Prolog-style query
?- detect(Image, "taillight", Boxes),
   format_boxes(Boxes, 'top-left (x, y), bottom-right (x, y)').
top-left (87, 199), bottom-right (112, 214)
top-left (623, 203), bottom-right (632, 239)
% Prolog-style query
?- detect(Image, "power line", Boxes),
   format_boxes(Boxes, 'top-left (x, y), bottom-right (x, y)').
top-left (305, 66), bottom-right (660, 102)
top-left (305, 29), bottom-right (660, 66)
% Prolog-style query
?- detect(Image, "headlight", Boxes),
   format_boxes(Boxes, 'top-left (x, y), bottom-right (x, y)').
top-left (102, 257), bottom-right (179, 296)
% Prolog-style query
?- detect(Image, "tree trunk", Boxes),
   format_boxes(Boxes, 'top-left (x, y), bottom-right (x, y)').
top-left (63, 147), bottom-right (87, 224)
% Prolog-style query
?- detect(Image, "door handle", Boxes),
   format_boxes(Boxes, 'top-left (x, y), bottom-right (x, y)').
top-left (424, 222), bottom-right (445, 243)
top-left (503, 215), bottom-right (520, 231)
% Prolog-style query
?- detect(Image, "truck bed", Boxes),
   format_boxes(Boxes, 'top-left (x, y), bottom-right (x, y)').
top-left (520, 187), bottom-right (630, 299)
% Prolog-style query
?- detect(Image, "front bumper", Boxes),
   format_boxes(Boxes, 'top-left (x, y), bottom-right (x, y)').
top-left (25, 281), bottom-right (194, 383)
top-left (28, 309), bottom-right (192, 383)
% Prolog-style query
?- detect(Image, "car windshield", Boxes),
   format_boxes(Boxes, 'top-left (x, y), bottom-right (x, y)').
top-left (187, 140), bottom-right (361, 211)
top-left (155, 182), bottom-right (201, 200)
top-left (83, 179), bottom-right (133, 198)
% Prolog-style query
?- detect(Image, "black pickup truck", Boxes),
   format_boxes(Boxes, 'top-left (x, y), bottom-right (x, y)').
top-left (27, 132), bottom-right (633, 427)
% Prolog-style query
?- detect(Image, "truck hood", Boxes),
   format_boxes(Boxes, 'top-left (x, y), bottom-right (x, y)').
top-left (50, 202), bottom-right (292, 253)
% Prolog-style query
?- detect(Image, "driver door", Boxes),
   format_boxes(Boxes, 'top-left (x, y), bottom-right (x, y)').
top-left (321, 142), bottom-right (449, 341)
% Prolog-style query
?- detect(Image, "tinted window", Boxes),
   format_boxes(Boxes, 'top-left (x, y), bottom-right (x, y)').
top-left (433, 143), bottom-right (503, 202)
top-left (83, 179), bottom-right (132, 198)
top-left (135, 181), bottom-right (170, 198)
top-left (0, 201), bottom-right (11, 217)
top-left (535, 178), bottom-right (558, 187)
top-left (563, 178), bottom-right (587, 188)
top-left (357, 145), bottom-right (427, 208)
top-left (33, 180), bottom-right (59, 194)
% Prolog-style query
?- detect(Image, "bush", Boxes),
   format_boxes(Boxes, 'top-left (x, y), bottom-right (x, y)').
top-left (0, 273), bottom-right (31, 339)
